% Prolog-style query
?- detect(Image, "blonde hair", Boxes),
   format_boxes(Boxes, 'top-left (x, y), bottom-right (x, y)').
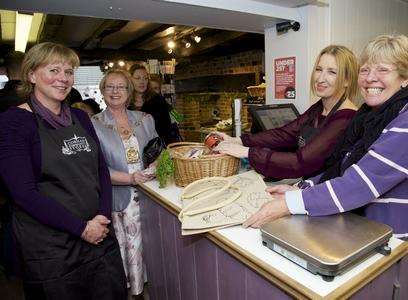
top-left (310, 45), bottom-right (359, 102)
top-left (99, 69), bottom-right (135, 107)
top-left (18, 42), bottom-right (80, 98)
top-left (360, 34), bottom-right (408, 79)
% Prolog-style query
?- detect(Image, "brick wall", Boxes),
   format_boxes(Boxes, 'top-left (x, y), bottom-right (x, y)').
top-left (175, 50), bottom-right (264, 81)
top-left (175, 92), bottom-right (251, 142)
top-left (174, 50), bottom-right (264, 142)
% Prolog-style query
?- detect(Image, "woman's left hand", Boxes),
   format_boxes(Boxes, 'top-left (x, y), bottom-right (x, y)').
top-left (213, 141), bottom-right (249, 158)
top-left (242, 194), bottom-right (290, 228)
top-left (132, 171), bottom-right (154, 185)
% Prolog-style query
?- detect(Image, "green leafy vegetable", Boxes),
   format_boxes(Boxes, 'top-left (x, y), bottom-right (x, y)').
top-left (156, 149), bottom-right (174, 188)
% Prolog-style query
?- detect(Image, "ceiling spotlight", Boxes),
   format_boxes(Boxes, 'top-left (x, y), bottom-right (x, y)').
top-left (118, 60), bottom-right (125, 67)
top-left (185, 42), bottom-right (191, 48)
top-left (108, 62), bottom-right (114, 68)
top-left (194, 35), bottom-right (201, 43)
top-left (167, 40), bottom-right (176, 49)
top-left (168, 49), bottom-right (173, 54)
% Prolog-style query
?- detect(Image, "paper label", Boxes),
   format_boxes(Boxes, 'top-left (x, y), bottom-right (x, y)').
top-left (273, 243), bottom-right (308, 269)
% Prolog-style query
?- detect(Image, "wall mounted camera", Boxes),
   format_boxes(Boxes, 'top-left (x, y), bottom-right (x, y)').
top-left (276, 21), bottom-right (301, 35)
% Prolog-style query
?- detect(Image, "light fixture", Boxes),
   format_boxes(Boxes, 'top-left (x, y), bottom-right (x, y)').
top-left (167, 40), bottom-right (175, 49)
top-left (194, 35), bottom-right (201, 43)
top-left (168, 49), bottom-right (173, 54)
top-left (185, 42), bottom-right (191, 48)
top-left (108, 62), bottom-right (114, 68)
top-left (104, 65), bottom-right (109, 70)
top-left (118, 60), bottom-right (125, 67)
top-left (15, 12), bottom-right (33, 52)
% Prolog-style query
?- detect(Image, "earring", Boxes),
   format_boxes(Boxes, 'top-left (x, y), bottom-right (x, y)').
top-left (401, 81), bottom-right (408, 88)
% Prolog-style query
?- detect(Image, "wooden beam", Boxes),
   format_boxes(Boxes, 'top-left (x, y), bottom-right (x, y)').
top-left (177, 30), bottom-right (247, 57)
top-left (79, 19), bottom-right (127, 50)
top-left (120, 24), bottom-right (174, 51)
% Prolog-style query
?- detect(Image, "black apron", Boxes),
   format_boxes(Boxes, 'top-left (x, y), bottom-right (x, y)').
top-left (12, 103), bottom-right (126, 300)
top-left (297, 98), bottom-right (345, 148)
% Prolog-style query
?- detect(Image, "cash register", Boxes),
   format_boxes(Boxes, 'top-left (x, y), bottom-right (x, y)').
top-left (248, 103), bottom-right (299, 133)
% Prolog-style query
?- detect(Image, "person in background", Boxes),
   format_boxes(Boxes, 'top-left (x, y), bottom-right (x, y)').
top-left (0, 42), bottom-right (126, 299)
top-left (130, 64), bottom-right (181, 145)
top-left (71, 98), bottom-right (102, 117)
top-left (65, 86), bottom-right (83, 105)
top-left (149, 74), bottom-right (162, 95)
top-left (0, 51), bottom-right (25, 112)
top-left (213, 45), bottom-right (359, 180)
top-left (149, 73), bottom-right (183, 142)
top-left (243, 35), bottom-right (408, 240)
top-left (92, 69), bottom-right (158, 299)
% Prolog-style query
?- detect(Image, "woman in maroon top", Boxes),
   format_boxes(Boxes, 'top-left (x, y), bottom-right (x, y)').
top-left (214, 45), bottom-right (359, 179)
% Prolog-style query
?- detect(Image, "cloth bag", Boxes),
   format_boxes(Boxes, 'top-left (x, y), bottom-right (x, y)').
top-left (178, 171), bottom-right (272, 235)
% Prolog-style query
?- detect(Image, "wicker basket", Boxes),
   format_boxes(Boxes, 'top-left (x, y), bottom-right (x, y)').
top-left (168, 142), bottom-right (240, 187)
top-left (247, 86), bottom-right (265, 98)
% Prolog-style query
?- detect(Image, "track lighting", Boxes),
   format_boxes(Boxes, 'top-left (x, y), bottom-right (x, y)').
top-left (167, 40), bottom-right (175, 49)
top-left (194, 35), bottom-right (201, 43)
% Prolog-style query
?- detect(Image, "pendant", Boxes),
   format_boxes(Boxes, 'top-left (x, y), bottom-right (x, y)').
top-left (126, 147), bottom-right (139, 164)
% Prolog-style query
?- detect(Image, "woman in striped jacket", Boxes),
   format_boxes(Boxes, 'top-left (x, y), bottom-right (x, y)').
top-left (243, 34), bottom-right (408, 239)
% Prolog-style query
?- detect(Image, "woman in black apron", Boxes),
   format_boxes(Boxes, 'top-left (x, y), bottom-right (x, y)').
top-left (0, 43), bottom-right (126, 299)
top-left (212, 45), bottom-right (359, 180)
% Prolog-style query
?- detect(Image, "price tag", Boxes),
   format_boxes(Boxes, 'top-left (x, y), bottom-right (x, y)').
top-left (273, 243), bottom-right (308, 269)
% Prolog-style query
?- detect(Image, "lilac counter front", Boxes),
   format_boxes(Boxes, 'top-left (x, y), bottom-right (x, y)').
top-left (138, 180), bottom-right (408, 300)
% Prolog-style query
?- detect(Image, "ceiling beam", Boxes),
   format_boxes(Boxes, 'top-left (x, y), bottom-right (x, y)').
top-left (177, 30), bottom-right (247, 57)
top-left (38, 14), bottom-right (64, 42)
top-left (120, 24), bottom-right (174, 51)
top-left (79, 19), bottom-right (127, 50)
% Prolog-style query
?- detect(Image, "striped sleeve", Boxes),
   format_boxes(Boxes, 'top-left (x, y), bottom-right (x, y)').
top-left (301, 111), bottom-right (408, 216)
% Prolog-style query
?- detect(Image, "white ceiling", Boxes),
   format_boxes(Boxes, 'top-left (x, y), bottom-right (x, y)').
top-left (0, 0), bottom-right (318, 33)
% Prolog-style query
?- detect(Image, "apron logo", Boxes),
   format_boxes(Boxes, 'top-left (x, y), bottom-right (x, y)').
top-left (62, 134), bottom-right (92, 155)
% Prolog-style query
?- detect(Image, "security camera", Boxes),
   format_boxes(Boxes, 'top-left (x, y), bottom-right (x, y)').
top-left (276, 21), bottom-right (301, 34)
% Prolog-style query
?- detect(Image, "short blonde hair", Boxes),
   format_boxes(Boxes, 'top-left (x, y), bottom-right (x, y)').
top-left (18, 42), bottom-right (80, 98)
top-left (360, 34), bottom-right (408, 79)
top-left (310, 45), bottom-right (359, 102)
top-left (99, 69), bottom-right (135, 106)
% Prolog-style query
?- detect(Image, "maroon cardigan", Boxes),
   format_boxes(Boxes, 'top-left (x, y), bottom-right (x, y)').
top-left (241, 100), bottom-right (356, 179)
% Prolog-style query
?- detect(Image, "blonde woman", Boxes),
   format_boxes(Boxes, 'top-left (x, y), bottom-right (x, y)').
top-left (244, 35), bottom-right (408, 239)
top-left (92, 69), bottom-right (158, 299)
top-left (0, 42), bottom-right (126, 299)
top-left (214, 45), bottom-right (359, 180)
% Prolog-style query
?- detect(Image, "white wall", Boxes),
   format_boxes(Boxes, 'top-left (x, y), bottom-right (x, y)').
top-left (265, 5), bottom-right (330, 113)
top-left (330, 0), bottom-right (408, 57)
top-left (265, 0), bottom-right (408, 113)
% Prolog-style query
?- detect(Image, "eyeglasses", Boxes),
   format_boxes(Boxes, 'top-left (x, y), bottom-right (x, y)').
top-left (359, 65), bottom-right (397, 77)
top-left (104, 85), bottom-right (128, 92)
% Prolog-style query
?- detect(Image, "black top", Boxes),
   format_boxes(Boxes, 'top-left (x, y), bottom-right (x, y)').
top-left (141, 94), bottom-right (180, 145)
top-left (0, 80), bottom-right (25, 112)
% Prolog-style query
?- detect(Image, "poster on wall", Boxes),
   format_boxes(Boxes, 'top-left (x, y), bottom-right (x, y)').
top-left (274, 56), bottom-right (296, 99)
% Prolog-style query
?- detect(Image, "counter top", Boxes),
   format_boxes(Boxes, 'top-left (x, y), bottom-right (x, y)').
top-left (138, 180), bottom-right (408, 299)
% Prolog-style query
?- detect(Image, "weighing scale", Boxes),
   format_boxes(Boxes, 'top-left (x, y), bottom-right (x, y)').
top-left (261, 213), bottom-right (392, 281)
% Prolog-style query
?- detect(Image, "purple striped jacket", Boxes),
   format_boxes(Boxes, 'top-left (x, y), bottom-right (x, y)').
top-left (298, 105), bottom-right (408, 237)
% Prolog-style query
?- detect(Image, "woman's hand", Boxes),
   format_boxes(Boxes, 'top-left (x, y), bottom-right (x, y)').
top-left (242, 194), bottom-right (290, 228)
top-left (132, 171), bottom-right (154, 185)
top-left (207, 131), bottom-right (242, 144)
top-left (266, 184), bottom-right (299, 195)
top-left (81, 216), bottom-right (110, 245)
top-left (213, 141), bottom-right (249, 158)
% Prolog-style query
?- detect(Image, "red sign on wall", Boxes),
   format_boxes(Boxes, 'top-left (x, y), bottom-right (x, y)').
top-left (274, 56), bottom-right (296, 99)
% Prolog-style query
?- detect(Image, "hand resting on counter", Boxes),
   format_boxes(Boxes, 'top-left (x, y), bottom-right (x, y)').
top-left (243, 184), bottom-right (299, 228)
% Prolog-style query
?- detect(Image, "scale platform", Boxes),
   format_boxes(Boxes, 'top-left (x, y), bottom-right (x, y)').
top-left (261, 213), bottom-right (393, 281)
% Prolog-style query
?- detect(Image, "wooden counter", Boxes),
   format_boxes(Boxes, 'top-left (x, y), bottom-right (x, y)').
top-left (138, 180), bottom-right (408, 299)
